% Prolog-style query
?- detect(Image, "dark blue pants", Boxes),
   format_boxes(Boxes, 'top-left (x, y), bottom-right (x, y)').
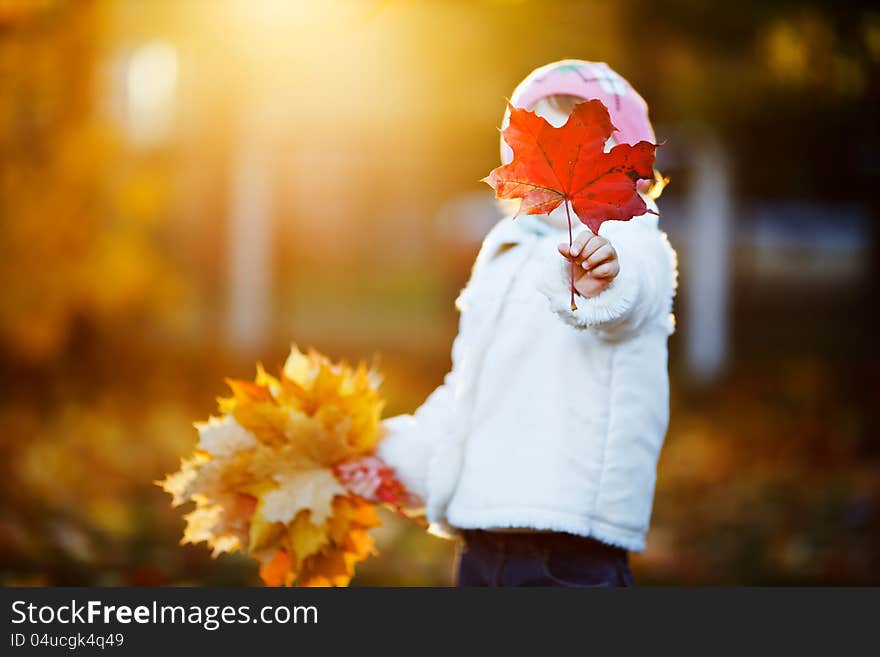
top-left (456, 530), bottom-right (633, 587)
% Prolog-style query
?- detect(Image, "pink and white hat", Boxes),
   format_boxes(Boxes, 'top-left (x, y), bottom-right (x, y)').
top-left (501, 60), bottom-right (655, 165)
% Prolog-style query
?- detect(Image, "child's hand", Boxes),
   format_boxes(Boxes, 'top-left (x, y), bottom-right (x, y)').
top-left (333, 455), bottom-right (422, 509)
top-left (557, 229), bottom-right (619, 298)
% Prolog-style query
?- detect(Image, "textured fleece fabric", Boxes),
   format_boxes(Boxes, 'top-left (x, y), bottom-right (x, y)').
top-left (378, 199), bottom-right (677, 552)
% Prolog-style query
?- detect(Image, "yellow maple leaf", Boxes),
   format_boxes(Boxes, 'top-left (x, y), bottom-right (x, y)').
top-left (195, 415), bottom-right (258, 458)
top-left (248, 497), bottom-right (287, 554)
top-left (158, 453), bottom-right (210, 506)
top-left (259, 469), bottom-right (345, 526)
top-left (286, 510), bottom-right (331, 570)
top-left (181, 505), bottom-right (241, 556)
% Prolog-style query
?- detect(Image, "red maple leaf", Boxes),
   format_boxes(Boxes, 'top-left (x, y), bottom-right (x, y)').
top-left (483, 99), bottom-right (657, 310)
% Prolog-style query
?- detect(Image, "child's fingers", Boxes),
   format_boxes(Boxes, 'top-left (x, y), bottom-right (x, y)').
top-left (589, 261), bottom-right (620, 279)
top-left (581, 244), bottom-right (616, 270)
top-left (568, 229), bottom-right (595, 258)
top-left (559, 236), bottom-right (600, 263)
top-left (579, 235), bottom-right (610, 260)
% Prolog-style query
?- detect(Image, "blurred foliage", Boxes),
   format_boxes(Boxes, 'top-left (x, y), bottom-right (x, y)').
top-left (625, 0), bottom-right (880, 203)
top-left (639, 359), bottom-right (880, 585)
top-left (0, 0), bottom-right (185, 363)
top-left (0, 0), bottom-right (877, 586)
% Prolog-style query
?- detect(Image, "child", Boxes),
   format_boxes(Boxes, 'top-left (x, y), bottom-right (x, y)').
top-left (344, 60), bottom-right (677, 586)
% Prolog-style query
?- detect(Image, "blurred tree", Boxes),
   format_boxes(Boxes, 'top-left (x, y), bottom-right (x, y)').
top-left (0, 0), bottom-right (208, 586)
top-left (0, 0), bottom-right (181, 363)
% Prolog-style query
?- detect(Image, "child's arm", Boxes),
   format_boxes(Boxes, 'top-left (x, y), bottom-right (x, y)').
top-left (349, 226), bottom-right (512, 509)
top-left (338, 222), bottom-right (507, 510)
top-left (338, 328), bottom-right (467, 512)
top-left (334, 379), bottom-right (455, 514)
top-left (371, 384), bottom-right (453, 506)
top-left (538, 216), bottom-right (677, 338)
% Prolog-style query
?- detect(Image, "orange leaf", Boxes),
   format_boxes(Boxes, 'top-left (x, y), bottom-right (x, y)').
top-left (225, 379), bottom-right (276, 404)
top-left (259, 549), bottom-right (293, 587)
top-left (298, 549), bottom-right (353, 587)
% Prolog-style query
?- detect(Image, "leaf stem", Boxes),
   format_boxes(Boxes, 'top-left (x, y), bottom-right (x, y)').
top-left (564, 200), bottom-right (577, 311)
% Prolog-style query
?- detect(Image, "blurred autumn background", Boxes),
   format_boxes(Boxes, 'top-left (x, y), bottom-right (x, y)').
top-left (1, 0), bottom-right (878, 586)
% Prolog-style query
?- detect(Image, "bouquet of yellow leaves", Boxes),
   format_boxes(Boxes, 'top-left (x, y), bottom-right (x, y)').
top-left (159, 346), bottom-right (420, 587)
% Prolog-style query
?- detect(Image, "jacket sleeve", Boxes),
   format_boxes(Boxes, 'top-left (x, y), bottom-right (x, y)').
top-left (375, 321), bottom-right (466, 503)
top-left (537, 215), bottom-right (678, 340)
top-left (375, 220), bottom-right (502, 501)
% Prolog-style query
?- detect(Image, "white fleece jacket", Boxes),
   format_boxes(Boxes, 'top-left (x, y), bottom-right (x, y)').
top-left (377, 204), bottom-right (677, 551)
